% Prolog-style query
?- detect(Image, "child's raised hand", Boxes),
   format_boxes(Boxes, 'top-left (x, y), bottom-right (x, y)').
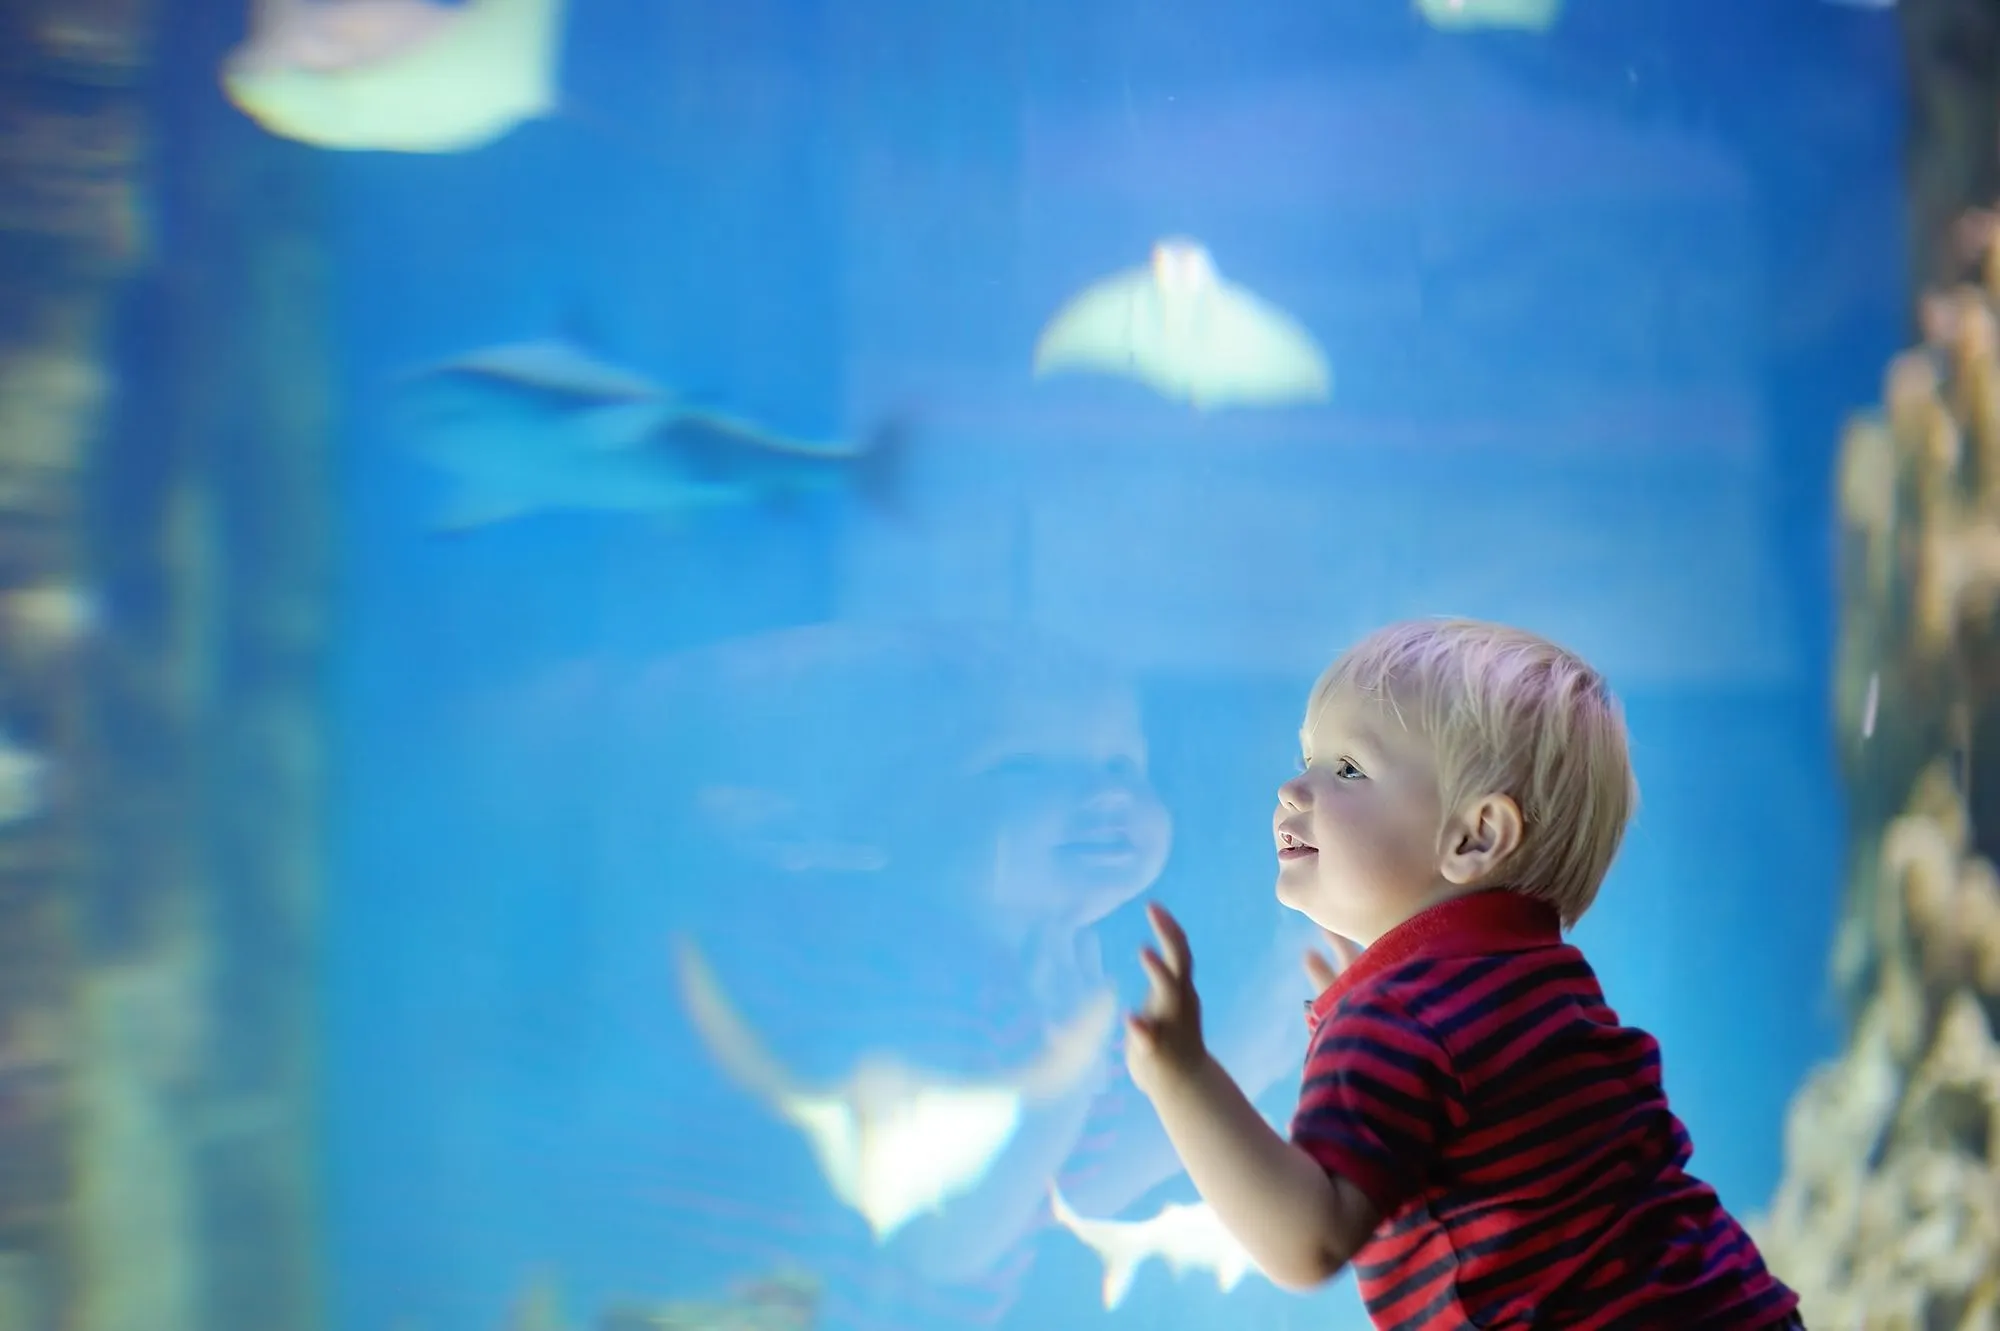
top-left (1303, 928), bottom-right (1361, 993)
top-left (1126, 902), bottom-right (1207, 1094)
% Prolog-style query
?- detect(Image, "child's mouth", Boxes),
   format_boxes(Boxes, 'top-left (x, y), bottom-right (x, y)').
top-left (1061, 828), bottom-right (1139, 865)
top-left (1277, 845), bottom-right (1317, 862)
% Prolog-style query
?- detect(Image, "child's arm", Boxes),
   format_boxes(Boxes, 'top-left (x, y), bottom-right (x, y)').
top-left (1141, 1048), bottom-right (1381, 1289)
top-left (1125, 904), bottom-right (1381, 1289)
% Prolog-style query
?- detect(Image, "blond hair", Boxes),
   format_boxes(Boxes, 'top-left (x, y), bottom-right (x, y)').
top-left (1309, 618), bottom-right (1637, 926)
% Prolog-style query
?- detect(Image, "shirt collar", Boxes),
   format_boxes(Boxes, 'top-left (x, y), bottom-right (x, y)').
top-left (1307, 888), bottom-right (1562, 1029)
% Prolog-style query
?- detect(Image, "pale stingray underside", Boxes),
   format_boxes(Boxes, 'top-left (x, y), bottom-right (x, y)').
top-left (674, 937), bottom-right (1115, 1243)
top-left (220, 0), bottom-right (566, 154)
top-left (1048, 1187), bottom-right (1258, 1309)
top-left (1033, 264), bottom-right (1332, 410)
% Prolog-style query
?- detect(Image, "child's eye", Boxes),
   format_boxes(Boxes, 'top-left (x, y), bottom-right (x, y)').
top-left (1333, 758), bottom-right (1365, 780)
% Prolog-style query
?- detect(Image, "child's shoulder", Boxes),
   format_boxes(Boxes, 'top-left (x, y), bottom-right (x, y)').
top-left (1331, 939), bottom-right (1600, 1031)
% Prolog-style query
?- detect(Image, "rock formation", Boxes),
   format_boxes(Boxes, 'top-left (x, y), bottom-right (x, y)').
top-left (1753, 244), bottom-right (2000, 1329)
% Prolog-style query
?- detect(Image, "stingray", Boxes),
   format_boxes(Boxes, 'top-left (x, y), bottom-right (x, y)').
top-left (673, 936), bottom-right (1117, 1243)
top-left (1048, 1188), bottom-right (1259, 1309)
top-left (1033, 238), bottom-right (1333, 411)
top-left (228, 0), bottom-right (460, 74)
top-left (220, 0), bottom-right (566, 153)
top-left (1413, 0), bottom-right (1563, 32)
top-left (391, 337), bottom-right (905, 530)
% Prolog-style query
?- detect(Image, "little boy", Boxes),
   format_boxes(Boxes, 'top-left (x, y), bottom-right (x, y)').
top-left (1124, 618), bottom-right (1803, 1329)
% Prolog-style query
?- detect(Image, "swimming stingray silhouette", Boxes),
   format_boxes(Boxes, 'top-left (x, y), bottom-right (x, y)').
top-left (673, 935), bottom-right (1116, 1242)
top-left (1033, 237), bottom-right (1332, 411)
top-left (220, 0), bottom-right (566, 153)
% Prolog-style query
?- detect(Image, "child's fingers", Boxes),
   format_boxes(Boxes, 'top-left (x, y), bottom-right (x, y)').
top-left (1325, 931), bottom-right (1362, 969)
top-left (1138, 946), bottom-right (1184, 1011)
top-left (1145, 901), bottom-right (1194, 980)
top-left (1303, 948), bottom-right (1340, 991)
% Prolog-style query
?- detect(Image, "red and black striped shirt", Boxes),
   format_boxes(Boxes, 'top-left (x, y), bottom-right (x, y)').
top-left (1288, 889), bottom-right (1800, 1330)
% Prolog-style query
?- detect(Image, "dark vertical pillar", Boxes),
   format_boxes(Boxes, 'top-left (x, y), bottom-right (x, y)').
top-left (120, 3), bottom-right (334, 1325)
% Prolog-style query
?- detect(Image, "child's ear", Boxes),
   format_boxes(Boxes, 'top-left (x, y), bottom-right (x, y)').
top-left (1439, 793), bottom-right (1524, 886)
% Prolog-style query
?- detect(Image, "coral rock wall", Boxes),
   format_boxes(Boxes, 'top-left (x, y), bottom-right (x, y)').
top-left (0, 1), bottom-right (332, 1329)
top-left (0, 0), bottom-right (154, 1326)
top-left (1753, 252), bottom-right (2000, 1327)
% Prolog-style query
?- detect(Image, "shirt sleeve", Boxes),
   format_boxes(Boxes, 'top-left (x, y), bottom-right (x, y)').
top-left (1288, 993), bottom-right (1456, 1218)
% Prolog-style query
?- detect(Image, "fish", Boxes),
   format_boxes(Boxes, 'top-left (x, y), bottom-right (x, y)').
top-left (390, 339), bottom-right (906, 531)
top-left (1047, 1188), bottom-right (1260, 1309)
top-left (1032, 238), bottom-right (1332, 411)
top-left (1413, 0), bottom-right (1563, 30)
top-left (401, 337), bottom-right (667, 401)
top-left (654, 406), bottom-right (909, 520)
top-left (673, 935), bottom-right (1117, 1243)
top-left (219, 0), bottom-right (566, 154)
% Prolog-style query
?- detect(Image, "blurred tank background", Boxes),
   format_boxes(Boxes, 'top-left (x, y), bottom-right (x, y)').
top-left (0, 0), bottom-right (1987, 1327)
top-left (0, 0), bottom-right (327, 1329)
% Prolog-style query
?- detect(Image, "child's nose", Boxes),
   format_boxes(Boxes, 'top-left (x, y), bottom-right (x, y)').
top-left (1278, 777), bottom-right (1308, 810)
top-left (1080, 781), bottom-right (1135, 815)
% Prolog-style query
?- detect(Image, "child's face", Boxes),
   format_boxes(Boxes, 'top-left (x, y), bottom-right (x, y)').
top-left (975, 685), bottom-right (1171, 933)
top-left (1273, 687), bottom-right (1447, 946)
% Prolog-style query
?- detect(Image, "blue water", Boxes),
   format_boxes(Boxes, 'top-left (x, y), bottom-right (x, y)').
top-left (163, 0), bottom-right (1907, 1325)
